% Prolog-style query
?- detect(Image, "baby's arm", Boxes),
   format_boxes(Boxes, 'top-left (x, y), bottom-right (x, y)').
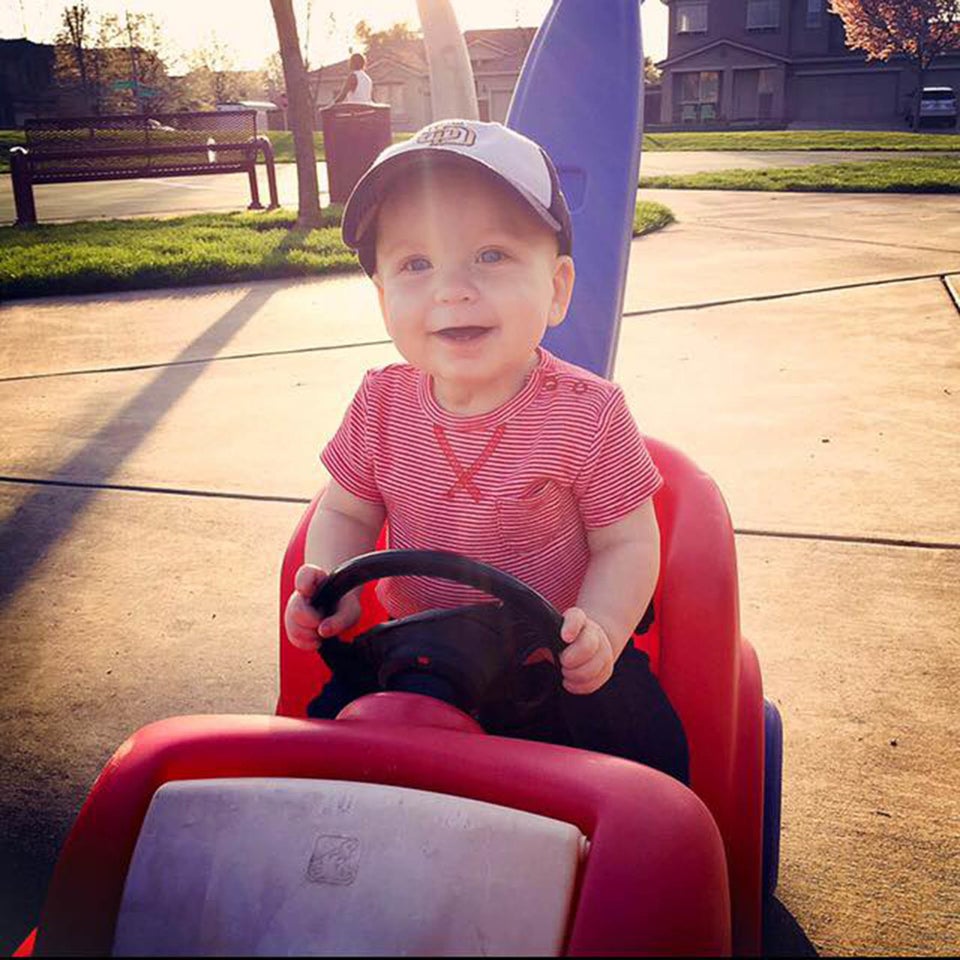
top-left (285, 478), bottom-right (385, 650)
top-left (559, 498), bottom-right (660, 694)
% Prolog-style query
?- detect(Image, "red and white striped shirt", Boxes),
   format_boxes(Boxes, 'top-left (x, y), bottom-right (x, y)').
top-left (321, 348), bottom-right (662, 617)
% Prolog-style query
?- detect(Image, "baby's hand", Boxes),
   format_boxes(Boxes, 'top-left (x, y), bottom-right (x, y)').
top-left (558, 607), bottom-right (615, 695)
top-left (284, 563), bottom-right (362, 651)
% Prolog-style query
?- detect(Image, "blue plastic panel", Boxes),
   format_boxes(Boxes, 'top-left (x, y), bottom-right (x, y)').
top-left (763, 698), bottom-right (783, 898)
top-left (507, 0), bottom-right (643, 379)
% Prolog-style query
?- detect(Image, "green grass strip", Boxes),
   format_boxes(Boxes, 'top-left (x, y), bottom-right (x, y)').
top-left (0, 199), bottom-right (673, 300)
top-left (642, 129), bottom-right (960, 152)
top-left (0, 206), bottom-right (349, 300)
top-left (634, 199), bottom-right (674, 234)
top-left (640, 156), bottom-right (960, 192)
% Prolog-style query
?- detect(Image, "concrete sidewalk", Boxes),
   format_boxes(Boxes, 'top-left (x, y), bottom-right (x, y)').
top-left (1, 191), bottom-right (958, 956)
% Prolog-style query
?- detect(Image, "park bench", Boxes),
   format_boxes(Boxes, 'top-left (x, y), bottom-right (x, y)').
top-left (9, 110), bottom-right (279, 226)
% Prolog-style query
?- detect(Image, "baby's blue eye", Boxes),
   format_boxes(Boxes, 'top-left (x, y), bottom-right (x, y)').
top-left (403, 256), bottom-right (431, 272)
top-left (478, 249), bottom-right (504, 264)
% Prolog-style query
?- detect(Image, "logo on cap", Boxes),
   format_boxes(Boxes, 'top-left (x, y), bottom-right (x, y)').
top-left (416, 122), bottom-right (477, 148)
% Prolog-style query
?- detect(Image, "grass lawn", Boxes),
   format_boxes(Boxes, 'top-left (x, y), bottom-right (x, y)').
top-left (642, 129), bottom-right (960, 151)
top-left (0, 199), bottom-right (674, 301)
top-left (640, 155), bottom-right (960, 192)
top-left (633, 199), bottom-right (674, 234)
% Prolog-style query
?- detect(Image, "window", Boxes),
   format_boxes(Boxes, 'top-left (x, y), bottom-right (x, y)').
top-left (676, 2), bottom-right (708, 34)
top-left (746, 0), bottom-right (780, 30)
top-left (805, 0), bottom-right (822, 28)
top-left (678, 71), bottom-right (720, 123)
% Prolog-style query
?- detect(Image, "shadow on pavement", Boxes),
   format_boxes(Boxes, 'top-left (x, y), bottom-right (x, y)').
top-left (764, 896), bottom-right (819, 956)
top-left (0, 285), bottom-right (274, 616)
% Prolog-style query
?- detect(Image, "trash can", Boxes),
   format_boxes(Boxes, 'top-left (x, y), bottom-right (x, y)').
top-left (321, 102), bottom-right (392, 204)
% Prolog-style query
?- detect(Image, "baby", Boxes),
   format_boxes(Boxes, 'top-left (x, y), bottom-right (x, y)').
top-left (285, 120), bottom-right (688, 781)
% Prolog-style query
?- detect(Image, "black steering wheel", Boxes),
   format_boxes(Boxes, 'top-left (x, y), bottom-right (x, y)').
top-left (311, 549), bottom-right (565, 715)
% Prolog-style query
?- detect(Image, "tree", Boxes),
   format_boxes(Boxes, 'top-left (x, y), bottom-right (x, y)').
top-left (55, 4), bottom-right (97, 113)
top-left (829, 1), bottom-right (960, 129)
top-left (270, 0), bottom-right (322, 228)
top-left (643, 55), bottom-right (662, 86)
top-left (97, 10), bottom-right (172, 113)
top-left (263, 51), bottom-right (286, 96)
top-left (298, 4), bottom-right (339, 115)
top-left (354, 18), bottom-right (420, 56)
top-left (188, 32), bottom-right (242, 105)
top-left (55, 5), bottom-right (174, 116)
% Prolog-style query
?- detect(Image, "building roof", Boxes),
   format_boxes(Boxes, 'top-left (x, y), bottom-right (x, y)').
top-left (659, 38), bottom-right (791, 69)
top-left (312, 27), bottom-right (537, 82)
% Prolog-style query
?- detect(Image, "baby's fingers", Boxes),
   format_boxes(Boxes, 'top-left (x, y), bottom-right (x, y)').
top-left (288, 592), bottom-right (321, 630)
top-left (562, 658), bottom-right (612, 695)
top-left (318, 591), bottom-right (363, 639)
top-left (294, 563), bottom-right (327, 599)
top-left (318, 610), bottom-right (350, 639)
top-left (288, 624), bottom-right (321, 651)
top-left (559, 607), bottom-right (587, 645)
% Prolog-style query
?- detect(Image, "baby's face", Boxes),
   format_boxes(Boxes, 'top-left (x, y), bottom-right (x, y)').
top-left (373, 164), bottom-right (574, 413)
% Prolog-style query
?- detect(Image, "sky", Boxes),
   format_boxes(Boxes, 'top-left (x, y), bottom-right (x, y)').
top-left (1, 1), bottom-right (670, 72)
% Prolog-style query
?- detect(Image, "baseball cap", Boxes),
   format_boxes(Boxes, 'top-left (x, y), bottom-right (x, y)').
top-left (341, 119), bottom-right (573, 276)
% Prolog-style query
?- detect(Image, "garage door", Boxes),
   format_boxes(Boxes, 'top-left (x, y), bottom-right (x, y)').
top-left (792, 72), bottom-right (899, 122)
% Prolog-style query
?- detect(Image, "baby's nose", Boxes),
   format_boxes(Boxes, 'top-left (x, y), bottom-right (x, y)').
top-left (433, 266), bottom-right (478, 304)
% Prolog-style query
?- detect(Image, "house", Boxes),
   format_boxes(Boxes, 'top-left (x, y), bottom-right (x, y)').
top-left (310, 28), bottom-right (536, 131)
top-left (656, 0), bottom-right (960, 127)
top-left (0, 39), bottom-right (55, 127)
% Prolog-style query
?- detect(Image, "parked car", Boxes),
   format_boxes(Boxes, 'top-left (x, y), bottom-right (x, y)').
top-left (906, 86), bottom-right (958, 128)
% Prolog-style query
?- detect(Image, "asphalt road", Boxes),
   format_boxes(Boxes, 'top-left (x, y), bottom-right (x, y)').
top-left (2, 150), bottom-right (955, 225)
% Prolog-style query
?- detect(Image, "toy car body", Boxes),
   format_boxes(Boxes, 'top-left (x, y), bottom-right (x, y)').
top-left (17, 436), bottom-right (781, 957)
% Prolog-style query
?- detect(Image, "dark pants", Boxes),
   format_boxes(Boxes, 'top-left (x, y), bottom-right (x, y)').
top-left (308, 638), bottom-right (690, 786)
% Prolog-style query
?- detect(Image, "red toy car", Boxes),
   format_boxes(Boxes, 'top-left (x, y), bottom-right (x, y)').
top-left (18, 436), bottom-right (782, 957)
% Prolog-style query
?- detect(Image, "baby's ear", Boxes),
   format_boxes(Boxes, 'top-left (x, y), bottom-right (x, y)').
top-left (548, 254), bottom-right (576, 328)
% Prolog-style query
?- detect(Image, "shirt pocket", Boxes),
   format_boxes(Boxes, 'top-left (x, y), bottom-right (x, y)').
top-left (495, 481), bottom-right (567, 555)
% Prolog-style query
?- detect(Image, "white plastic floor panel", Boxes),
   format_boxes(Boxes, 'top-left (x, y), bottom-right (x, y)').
top-left (112, 777), bottom-right (587, 956)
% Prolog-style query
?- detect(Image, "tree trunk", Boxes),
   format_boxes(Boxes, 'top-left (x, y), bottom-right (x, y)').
top-left (911, 62), bottom-right (925, 132)
top-left (270, 0), bottom-right (322, 228)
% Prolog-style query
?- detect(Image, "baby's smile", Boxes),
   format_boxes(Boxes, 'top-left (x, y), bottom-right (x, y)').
top-left (434, 325), bottom-right (493, 342)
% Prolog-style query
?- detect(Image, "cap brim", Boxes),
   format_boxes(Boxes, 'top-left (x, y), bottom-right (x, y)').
top-left (342, 148), bottom-right (568, 277)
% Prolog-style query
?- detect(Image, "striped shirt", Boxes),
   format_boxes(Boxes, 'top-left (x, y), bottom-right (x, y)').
top-left (321, 348), bottom-right (662, 617)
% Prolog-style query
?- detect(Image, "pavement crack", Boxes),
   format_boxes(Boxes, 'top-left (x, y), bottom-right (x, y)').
top-left (736, 527), bottom-right (960, 552)
top-left (1, 273), bottom-right (947, 380)
top-left (0, 338), bottom-right (393, 384)
top-left (682, 220), bottom-right (960, 257)
top-left (0, 475), bottom-right (310, 505)
top-left (1, 475), bottom-right (957, 551)
top-left (624, 272), bottom-right (948, 317)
